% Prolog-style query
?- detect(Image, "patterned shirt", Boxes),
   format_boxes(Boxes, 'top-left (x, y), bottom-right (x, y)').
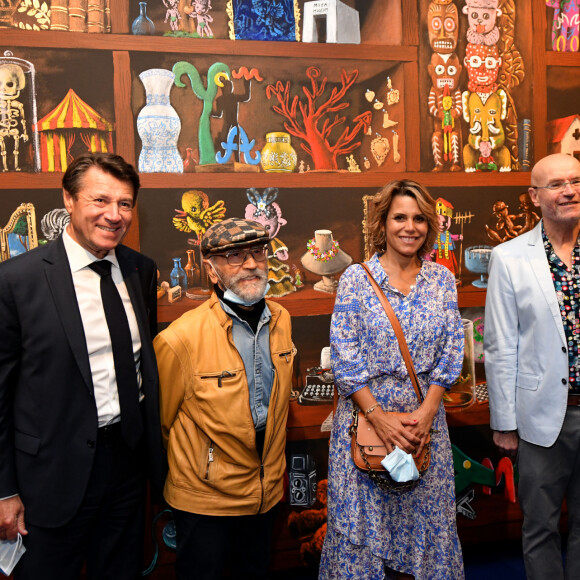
top-left (543, 225), bottom-right (580, 394)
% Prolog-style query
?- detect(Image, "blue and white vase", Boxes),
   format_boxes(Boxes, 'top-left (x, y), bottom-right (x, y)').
top-left (137, 68), bottom-right (183, 173)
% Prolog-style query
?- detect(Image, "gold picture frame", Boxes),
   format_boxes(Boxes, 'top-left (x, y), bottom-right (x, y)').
top-left (1, 203), bottom-right (38, 262)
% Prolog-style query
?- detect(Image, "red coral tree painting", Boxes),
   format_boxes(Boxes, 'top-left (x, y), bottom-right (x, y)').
top-left (266, 66), bottom-right (372, 171)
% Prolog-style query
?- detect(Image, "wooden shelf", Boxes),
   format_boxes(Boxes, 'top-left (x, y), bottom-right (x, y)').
top-left (457, 285), bottom-right (487, 309)
top-left (0, 170), bottom-right (532, 191)
top-left (157, 285), bottom-right (336, 322)
top-left (545, 51), bottom-right (580, 67)
top-left (1, 29), bottom-right (416, 61)
top-left (157, 282), bottom-right (485, 323)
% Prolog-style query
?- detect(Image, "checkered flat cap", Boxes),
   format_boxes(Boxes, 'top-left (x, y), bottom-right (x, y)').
top-left (201, 218), bottom-right (269, 256)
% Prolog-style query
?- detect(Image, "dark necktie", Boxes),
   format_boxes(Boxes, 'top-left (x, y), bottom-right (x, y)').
top-left (88, 260), bottom-right (143, 448)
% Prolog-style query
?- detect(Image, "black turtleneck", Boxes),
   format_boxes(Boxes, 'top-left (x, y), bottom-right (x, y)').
top-left (214, 285), bottom-right (266, 334)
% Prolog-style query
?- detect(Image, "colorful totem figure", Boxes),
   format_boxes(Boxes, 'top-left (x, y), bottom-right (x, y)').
top-left (428, 52), bottom-right (463, 171)
top-left (462, 43), bottom-right (510, 172)
top-left (427, 0), bottom-right (460, 55)
top-left (463, 0), bottom-right (502, 46)
top-left (546, 0), bottom-right (580, 52)
top-left (427, 0), bottom-right (463, 172)
top-left (433, 197), bottom-right (462, 277)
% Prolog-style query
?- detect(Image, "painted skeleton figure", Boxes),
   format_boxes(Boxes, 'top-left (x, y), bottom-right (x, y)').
top-left (463, 0), bottom-right (502, 46)
top-left (428, 51), bottom-right (463, 171)
top-left (0, 62), bottom-right (28, 172)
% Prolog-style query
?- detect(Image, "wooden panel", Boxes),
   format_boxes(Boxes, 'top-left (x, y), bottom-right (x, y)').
top-left (403, 61), bottom-right (421, 172)
top-left (532, 0), bottom-right (548, 162)
top-left (401, 0), bottom-right (419, 46)
top-left (109, 0), bottom-right (128, 34)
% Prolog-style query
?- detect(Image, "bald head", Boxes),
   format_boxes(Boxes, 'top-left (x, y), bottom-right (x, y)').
top-left (531, 153), bottom-right (580, 188)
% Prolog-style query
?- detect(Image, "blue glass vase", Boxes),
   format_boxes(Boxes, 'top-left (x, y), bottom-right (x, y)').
top-left (170, 257), bottom-right (187, 290)
top-left (132, 2), bottom-right (155, 36)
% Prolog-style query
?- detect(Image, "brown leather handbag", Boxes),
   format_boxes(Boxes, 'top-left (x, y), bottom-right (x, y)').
top-left (346, 263), bottom-right (431, 490)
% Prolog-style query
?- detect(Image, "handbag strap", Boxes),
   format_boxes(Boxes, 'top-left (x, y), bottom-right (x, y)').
top-left (359, 262), bottom-right (424, 404)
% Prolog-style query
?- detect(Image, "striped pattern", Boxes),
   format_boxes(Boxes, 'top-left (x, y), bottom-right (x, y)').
top-left (34, 88), bottom-right (114, 172)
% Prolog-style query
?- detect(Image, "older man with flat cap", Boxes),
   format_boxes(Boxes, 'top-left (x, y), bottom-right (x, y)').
top-left (154, 218), bottom-right (296, 580)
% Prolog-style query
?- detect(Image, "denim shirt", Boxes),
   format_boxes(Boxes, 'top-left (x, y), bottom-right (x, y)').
top-left (220, 300), bottom-right (274, 431)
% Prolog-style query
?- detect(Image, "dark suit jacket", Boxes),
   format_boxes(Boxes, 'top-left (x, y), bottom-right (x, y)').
top-left (0, 237), bottom-right (165, 528)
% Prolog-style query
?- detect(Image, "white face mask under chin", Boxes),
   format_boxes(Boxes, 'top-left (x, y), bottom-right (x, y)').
top-left (0, 533), bottom-right (26, 576)
top-left (209, 262), bottom-right (268, 307)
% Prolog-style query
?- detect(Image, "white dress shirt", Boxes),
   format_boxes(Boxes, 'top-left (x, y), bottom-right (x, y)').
top-left (62, 230), bottom-right (143, 427)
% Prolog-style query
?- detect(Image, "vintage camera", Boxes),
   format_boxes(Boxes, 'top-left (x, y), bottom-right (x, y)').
top-left (288, 454), bottom-right (317, 507)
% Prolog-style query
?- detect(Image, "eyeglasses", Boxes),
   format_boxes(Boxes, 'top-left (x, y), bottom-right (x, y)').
top-left (466, 55), bottom-right (501, 70)
top-left (213, 245), bottom-right (268, 266)
top-left (530, 178), bottom-right (580, 192)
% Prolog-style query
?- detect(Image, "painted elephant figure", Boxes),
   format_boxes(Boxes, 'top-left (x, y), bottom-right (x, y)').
top-left (462, 90), bottom-right (511, 172)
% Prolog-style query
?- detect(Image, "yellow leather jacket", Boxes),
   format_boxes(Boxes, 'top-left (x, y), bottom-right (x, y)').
top-left (154, 293), bottom-right (294, 515)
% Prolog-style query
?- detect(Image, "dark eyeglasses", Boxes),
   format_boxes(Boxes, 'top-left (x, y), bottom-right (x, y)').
top-left (213, 245), bottom-right (268, 266)
top-left (530, 178), bottom-right (580, 192)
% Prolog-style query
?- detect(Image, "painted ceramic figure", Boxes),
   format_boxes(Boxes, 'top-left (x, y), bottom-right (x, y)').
top-left (485, 199), bottom-right (521, 242)
top-left (244, 187), bottom-right (295, 297)
top-left (462, 89), bottom-right (510, 172)
top-left (173, 189), bottom-right (226, 244)
top-left (163, 0), bottom-right (182, 31)
top-left (464, 42), bottom-right (501, 94)
top-left (463, 0), bottom-right (502, 46)
top-left (427, 0), bottom-right (459, 55)
top-left (185, 0), bottom-right (214, 37)
top-left (432, 197), bottom-right (462, 277)
top-left (427, 52), bottom-right (463, 171)
top-left (546, 0), bottom-right (580, 52)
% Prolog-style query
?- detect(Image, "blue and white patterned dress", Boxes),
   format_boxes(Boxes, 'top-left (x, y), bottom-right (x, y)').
top-left (319, 254), bottom-right (465, 580)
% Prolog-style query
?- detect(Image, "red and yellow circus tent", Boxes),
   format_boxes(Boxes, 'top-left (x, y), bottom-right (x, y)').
top-left (34, 88), bottom-right (114, 172)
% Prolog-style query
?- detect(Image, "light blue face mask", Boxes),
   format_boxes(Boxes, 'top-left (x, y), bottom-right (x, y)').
top-left (380, 446), bottom-right (419, 483)
top-left (0, 533), bottom-right (26, 576)
top-left (210, 262), bottom-right (269, 307)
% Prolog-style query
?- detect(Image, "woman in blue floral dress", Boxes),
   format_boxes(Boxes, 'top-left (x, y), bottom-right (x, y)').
top-left (319, 180), bottom-right (464, 580)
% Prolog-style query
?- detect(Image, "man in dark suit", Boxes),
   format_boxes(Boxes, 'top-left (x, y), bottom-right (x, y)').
top-left (0, 152), bottom-right (164, 579)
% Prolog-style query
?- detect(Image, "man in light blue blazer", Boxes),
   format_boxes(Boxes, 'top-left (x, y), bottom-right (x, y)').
top-left (485, 153), bottom-right (580, 580)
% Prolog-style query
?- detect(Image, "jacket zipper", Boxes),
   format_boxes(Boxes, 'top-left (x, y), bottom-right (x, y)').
top-left (205, 442), bottom-right (214, 479)
top-left (200, 370), bottom-right (236, 388)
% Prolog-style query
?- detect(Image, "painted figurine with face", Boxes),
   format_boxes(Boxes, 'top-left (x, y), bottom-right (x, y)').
top-left (427, 0), bottom-right (460, 55)
top-left (463, 0), bottom-right (502, 46)
top-left (462, 89), bottom-right (510, 172)
top-left (464, 42), bottom-right (502, 94)
top-left (163, 0), bottom-right (181, 31)
top-left (428, 51), bottom-right (463, 171)
top-left (432, 197), bottom-right (462, 277)
top-left (245, 187), bottom-right (295, 297)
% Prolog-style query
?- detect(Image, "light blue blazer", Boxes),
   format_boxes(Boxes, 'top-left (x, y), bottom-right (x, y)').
top-left (484, 221), bottom-right (570, 447)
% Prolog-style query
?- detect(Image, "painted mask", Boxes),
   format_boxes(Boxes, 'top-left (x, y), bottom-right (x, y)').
top-left (464, 43), bottom-right (501, 93)
top-left (428, 52), bottom-right (462, 92)
top-left (427, 0), bottom-right (459, 54)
